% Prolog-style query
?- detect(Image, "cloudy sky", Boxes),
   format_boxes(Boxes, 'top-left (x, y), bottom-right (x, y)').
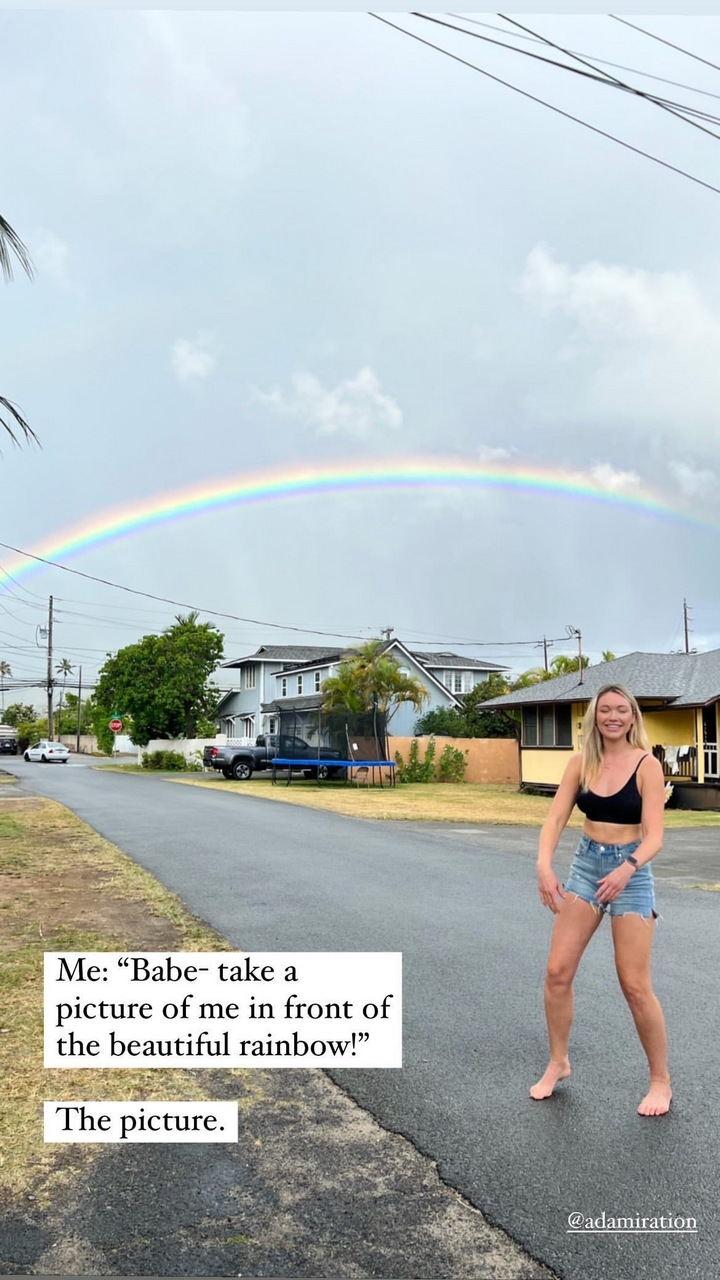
top-left (2, 10), bottom-right (720, 707)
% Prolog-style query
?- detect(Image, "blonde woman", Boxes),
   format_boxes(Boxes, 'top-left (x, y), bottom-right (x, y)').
top-left (531, 684), bottom-right (671, 1116)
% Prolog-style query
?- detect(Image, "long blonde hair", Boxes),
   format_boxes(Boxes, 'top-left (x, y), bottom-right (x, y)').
top-left (580, 684), bottom-right (650, 790)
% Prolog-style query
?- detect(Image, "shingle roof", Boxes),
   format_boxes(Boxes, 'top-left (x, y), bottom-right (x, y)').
top-left (480, 650), bottom-right (720, 709)
top-left (261, 695), bottom-right (323, 713)
top-left (224, 641), bottom-right (505, 678)
top-left (412, 651), bottom-right (506, 671)
top-left (222, 645), bottom-right (340, 669)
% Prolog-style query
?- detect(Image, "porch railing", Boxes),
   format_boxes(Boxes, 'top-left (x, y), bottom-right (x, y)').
top-left (652, 744), bottom-right (697, 780)
top-left (705, 742), bottom-right (719, 780)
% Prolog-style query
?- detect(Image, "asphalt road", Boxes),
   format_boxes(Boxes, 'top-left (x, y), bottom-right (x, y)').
top-left (5, 758), bottom-right (719, 1280)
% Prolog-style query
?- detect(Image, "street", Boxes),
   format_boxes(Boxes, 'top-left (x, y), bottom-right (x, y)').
top-left (4, 757), bottom-right (718, 1280)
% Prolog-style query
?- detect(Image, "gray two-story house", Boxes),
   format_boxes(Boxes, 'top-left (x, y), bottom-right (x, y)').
top-left (214, 640), bottom-right (505, 741)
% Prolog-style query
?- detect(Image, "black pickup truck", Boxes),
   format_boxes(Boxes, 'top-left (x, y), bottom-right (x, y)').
top-left (204, 734), bottom-right (344, 781)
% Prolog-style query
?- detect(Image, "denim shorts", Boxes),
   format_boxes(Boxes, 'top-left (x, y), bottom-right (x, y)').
top-left (564, 834), bottom-right (656, 919)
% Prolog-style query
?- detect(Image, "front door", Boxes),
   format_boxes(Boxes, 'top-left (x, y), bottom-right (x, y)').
top-left (703, 705), bottom-right (718, 779)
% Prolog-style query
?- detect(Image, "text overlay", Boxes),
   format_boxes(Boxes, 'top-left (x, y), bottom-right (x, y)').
top-left (44, 952), bottom-right (402, 1068)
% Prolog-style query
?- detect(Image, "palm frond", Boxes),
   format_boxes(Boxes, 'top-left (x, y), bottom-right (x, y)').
top-left (0, 397), bottom-right (40, 448)
top-left (0, 215), bottom-right (34, 281)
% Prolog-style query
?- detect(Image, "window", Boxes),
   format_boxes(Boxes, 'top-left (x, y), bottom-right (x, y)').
top-left (281, 677), bottom-right (287, 697)
top-left (445, 669), bottom-right (466, 693)
top-left (268, 718), bottom-right (277, 734)
top-left (297, 675), bottom-right (303, 695)
top-left (314, 671), bottom-right (321, 693)
top-left (522, 705), bottom-right (572, 747)
top-left (244, 665), bottom-right (256, 690)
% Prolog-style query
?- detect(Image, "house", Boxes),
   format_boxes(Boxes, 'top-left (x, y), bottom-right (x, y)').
top-left (479, 650), bottom-right (720, 809)
top-left (214, 641), bottom-right (506, 742)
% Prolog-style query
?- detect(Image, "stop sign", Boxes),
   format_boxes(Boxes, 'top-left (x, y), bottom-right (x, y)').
top-left (109, 718), bottom-right (123, 733)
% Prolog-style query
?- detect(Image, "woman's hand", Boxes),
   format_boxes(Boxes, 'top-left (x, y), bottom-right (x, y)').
top-left (537, 865), bottom-right (565, 914)
top-left (596, 862), bottom-right (634, 905)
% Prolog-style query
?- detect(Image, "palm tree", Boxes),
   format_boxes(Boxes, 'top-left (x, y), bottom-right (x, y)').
top-left (55, 658), bottom-right (75, 739)
top-left (322, 639), bottom-right (428, 723)
top-left (1, 215), bottom-right (38, 447)
top-left (0, 660), bottom-right (10, 714)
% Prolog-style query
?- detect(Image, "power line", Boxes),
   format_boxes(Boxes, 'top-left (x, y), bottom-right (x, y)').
top-left (610, 15), bottom-right (720, 77)
top-left (369, 14), bottom-right (720, 197)
top-left (495, 13), bottom-right (720, 141)
top-left (450, 15), bottom-right (720, 103)
top-left (421, 13), bottom-right (720, 129)
top-left (0, 539), bottom-right (368, 642)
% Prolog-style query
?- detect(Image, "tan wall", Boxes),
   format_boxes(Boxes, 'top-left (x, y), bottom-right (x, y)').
top-left (643, 709), bottom-right (697, 745)
top-left (59, 734), bottom-right (98, 754)
top-left (520, 748), bottom-right (573, 786)
top-left (389, 737), bottom-right (519, 784)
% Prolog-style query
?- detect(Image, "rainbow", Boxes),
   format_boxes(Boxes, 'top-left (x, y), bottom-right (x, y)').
top-left (0, 456), bottom-right (709, 584)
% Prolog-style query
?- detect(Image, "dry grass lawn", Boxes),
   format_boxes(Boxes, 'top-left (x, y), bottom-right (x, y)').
top-left (0, 794), bottom-right (244, 1203)
top-left (175, 774), bottom-right (720, 828)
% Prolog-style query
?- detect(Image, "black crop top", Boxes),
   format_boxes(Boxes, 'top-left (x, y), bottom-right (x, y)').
top-left (575, 755), bottom-right (648, 825)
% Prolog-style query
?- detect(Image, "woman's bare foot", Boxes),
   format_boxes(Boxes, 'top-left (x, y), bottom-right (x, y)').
top-left (637, 1078), bottom-right (672, 1117)
top-left (530, 1059), bottom-right (571, 1099)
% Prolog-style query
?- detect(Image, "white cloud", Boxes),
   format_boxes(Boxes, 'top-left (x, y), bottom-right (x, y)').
top-left (171, 332), bottom-right (219, 386)
top-left (586, 462), bottom-right (642, 493)
top-left (256, 367), bottom-right (403, 438)
top-left (517, 245), bottom-right (720, 456)
top-left (518, 244), bottom-right (717, 345)
top-left (475, 444), bottom-right (514, 462)
top-left (668, 460), bottom-right (716, 497)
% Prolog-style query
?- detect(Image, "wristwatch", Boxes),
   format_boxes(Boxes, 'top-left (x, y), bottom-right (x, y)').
top-left (625, 854), bottom-right (640, 869)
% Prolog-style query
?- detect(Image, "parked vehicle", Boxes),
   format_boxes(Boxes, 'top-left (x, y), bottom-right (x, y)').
top-left (205, 734), bottom-right (343, 781)
top-left (24, 740), bottom-right (70, 764)
top-left (0, 725), bottom-right (18, 756)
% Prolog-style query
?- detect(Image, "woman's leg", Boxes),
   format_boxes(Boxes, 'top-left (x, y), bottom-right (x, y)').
top-left (530, 895), bottom-right (604, 1099)
top-left (611, 914), bottom-right (671, 1116)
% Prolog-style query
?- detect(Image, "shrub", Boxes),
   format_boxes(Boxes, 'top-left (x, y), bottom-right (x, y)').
top-left (436, 743), bottom-right (468, 783)
top-left (394, 736), bottom-right (437, 783)
top-left (394, 736), bottom-right (467, 784)
top-left (141, 750), bottom-right (191, 771)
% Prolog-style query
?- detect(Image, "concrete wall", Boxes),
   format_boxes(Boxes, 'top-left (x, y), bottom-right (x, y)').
top-left (389, 736), bottom-right (519, 785)
top-left (59, 733), bottom-right (134, 755)
top-left (141, 737), bottom-right (226, 764)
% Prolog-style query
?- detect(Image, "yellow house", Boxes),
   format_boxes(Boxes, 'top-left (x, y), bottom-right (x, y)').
top-left (481, 651), bottom-right (720, 810)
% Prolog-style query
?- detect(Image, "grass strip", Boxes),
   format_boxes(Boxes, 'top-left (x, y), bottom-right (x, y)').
top-left (0, 794), bottom-right (249, 1204)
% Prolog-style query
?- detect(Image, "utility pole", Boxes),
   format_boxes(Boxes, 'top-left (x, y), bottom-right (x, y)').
top-left (76, 665), bottom-right (82, 754)
top-left (683, 598), bottom-right (692, 654)
top-left (46, 595), bottom-right (54, 737)
top-left (535, 636), bottom-right (552, 672)
top-left (566, 625), bottom-right (584, 684)
top-left (380, 626), bottom-right (394, 642)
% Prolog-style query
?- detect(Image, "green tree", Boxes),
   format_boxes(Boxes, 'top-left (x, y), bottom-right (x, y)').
top-left (1, 702), bottom-right (36, 726)
top-left (413, 706), bottom-right (468, 737)
top-left (322, 639), bottom-right (428, 724)
top-left (414, 672), bottom-right (519, 739)
top-left (514, 653), bottom-right (591, 686)
top-left (93, 613), bottom-right (224, 747)
top-left (1, 216), bottom-right (39, 447)
top-left (54, 657), bottom-right (74, 737)
top-left (601, 650), bottom-right (617, 663)
top-left (459, 675), bottom-right (519, 738)
top-left (58, 692), bottom-right (93, 736)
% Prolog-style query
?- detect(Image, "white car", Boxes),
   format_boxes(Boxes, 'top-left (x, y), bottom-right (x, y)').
top-left (24, 740), bottom-right (70, 764)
